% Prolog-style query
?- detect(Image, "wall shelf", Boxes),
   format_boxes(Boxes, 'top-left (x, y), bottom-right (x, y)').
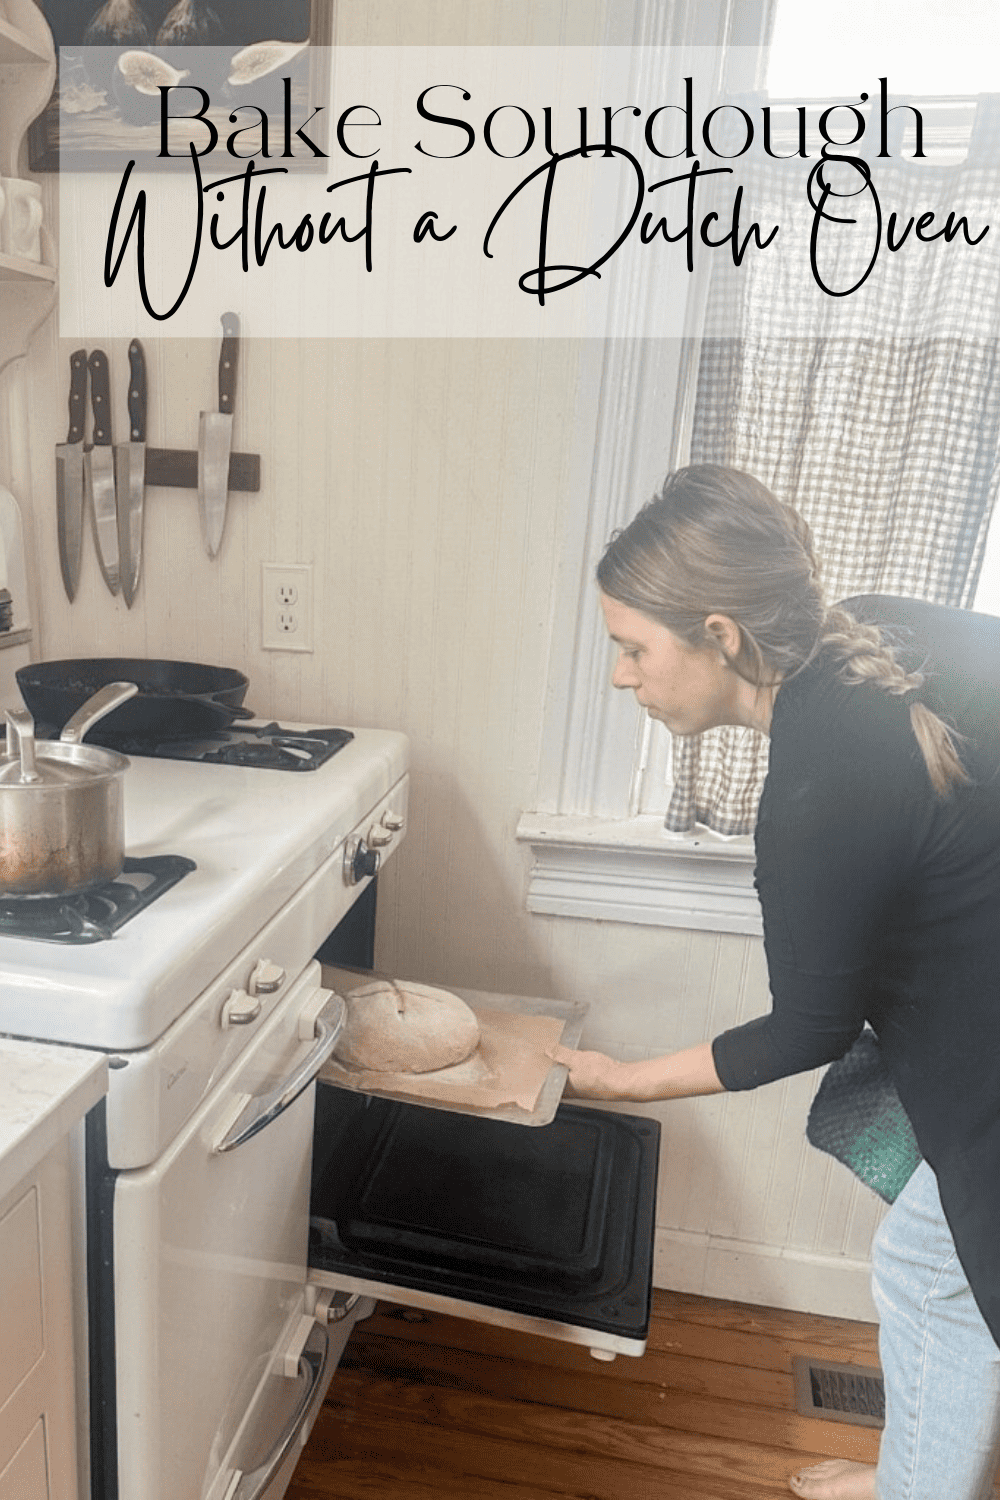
top-left (0, 251), bottom-right (55, 284)
top-left (0, 16), bottom-right (50, 66)
top-left (0, 276), bottom-right (56, 377)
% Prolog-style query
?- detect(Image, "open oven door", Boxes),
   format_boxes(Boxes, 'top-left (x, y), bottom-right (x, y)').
top-left (306, 1079), bottom-right (660, 1362)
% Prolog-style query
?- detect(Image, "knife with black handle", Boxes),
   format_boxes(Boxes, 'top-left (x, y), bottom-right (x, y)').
top-left (56, 348), bottom-right (88, 603)
top-left (198, 313), bottom-right (239, 559)
top-left (115, 339), bottom-right (147, 608)
top-left (85, 349), bottom-right (120, 596)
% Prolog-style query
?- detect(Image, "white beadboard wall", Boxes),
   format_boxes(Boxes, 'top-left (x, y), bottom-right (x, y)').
top-left (0, 0), bottom-right (883, 1324)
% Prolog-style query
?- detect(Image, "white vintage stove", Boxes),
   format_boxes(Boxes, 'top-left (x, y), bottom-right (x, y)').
top-left (0, 714), bottom-right (409, 1500)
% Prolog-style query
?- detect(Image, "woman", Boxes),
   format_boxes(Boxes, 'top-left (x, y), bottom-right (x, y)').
top-left (550, 465), bottom-right (1000, 1500)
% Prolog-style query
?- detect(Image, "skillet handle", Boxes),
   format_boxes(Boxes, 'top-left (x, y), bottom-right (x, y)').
top-left (60, 682), bottom-right (139, 744)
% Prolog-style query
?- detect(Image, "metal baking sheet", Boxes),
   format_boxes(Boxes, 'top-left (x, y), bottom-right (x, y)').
top-left (318, 966), bottom-right (588, 1127)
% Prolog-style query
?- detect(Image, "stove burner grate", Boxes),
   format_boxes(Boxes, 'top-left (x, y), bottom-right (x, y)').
top-left (155, 724), bottom-right (354, 769)
top-left (88, 722), bottom-right (355, 770)
top-left (6, 721), bottom-right (354, 771)
top-left (0, 856), bottom-right (196, 944)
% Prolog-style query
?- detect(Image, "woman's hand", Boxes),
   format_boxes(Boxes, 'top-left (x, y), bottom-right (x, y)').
top-left (547, 1039), bottom-right (727, 1103)
top-left (546, 1043), bottom-right (641, 1101)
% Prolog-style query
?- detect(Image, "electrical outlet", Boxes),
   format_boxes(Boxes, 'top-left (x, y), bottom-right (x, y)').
top-left (262, 563), bottom-right (314, 652)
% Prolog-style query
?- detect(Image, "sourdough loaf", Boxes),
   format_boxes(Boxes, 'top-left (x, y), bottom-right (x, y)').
top-left (334, 979), bottom-right (481, 1074)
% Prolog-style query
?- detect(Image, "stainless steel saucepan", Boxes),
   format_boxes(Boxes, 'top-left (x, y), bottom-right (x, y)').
top-left (0, 682), bottom-right (139, 897)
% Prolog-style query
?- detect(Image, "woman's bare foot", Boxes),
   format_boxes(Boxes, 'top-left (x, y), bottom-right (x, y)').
top-left (787, 1459), bottom-right (877, 1499)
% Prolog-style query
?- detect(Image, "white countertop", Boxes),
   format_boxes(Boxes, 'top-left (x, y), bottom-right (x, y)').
top-left (0, 1038), bottom-right (107, 1205)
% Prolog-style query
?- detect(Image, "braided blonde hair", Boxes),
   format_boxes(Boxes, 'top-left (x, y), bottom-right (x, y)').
top-left (597, 465), bottom-right (969, 797)
top-left (817, 604), bottom-right (967, 795)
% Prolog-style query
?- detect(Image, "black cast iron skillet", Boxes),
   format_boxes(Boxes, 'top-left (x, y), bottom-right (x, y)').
top-left (16, 658), bottom-right (253, 739)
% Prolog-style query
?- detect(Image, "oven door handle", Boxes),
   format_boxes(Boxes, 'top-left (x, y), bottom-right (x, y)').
top-left (213, 992), bottom-right (345, 1155)
top-left (230, 1320), bottom-right (330, 1500)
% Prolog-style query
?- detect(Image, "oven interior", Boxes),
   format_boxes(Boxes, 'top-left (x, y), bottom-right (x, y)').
top-left (309, 1086), bottom-right (660, 1345)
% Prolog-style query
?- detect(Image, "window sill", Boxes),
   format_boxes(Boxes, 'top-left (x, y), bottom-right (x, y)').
top-left (516, 813), bottom-right (762, 935)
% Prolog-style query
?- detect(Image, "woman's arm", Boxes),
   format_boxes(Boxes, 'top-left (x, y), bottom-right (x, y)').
top-left (547, 1040), bottom-right (726, 1102)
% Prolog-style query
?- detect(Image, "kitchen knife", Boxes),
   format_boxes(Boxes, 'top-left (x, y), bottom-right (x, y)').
top-left (115, 339), bottom-right (147, 608)
top-left (197, 312), bottom-right (239, 559)
top-left (85, 349), bottom-right (120, 596)
top-left (55, 348), bottom-right (88, 603)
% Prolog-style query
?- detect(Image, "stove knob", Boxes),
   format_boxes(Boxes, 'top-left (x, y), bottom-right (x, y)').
top-left (248, 958), bottom-right (286, 996)
top-left (344, 836), bottom-right (381, 885)
top-left (221, 989), bottom-right (262, 1028)
top-left (367, 822), bottom-right (394, 848)
top-left (381, 810), bottom-right (404, 832)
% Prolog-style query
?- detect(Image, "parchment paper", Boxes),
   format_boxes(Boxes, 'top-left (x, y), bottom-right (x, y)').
top-left (318, 969), bottom-right (588, 1126)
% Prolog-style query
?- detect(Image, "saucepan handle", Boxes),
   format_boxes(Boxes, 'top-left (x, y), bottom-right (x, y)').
top-left (212, 992), bottom-right (345, 1154)
top-left (5, 707), bottom-right (40, 782)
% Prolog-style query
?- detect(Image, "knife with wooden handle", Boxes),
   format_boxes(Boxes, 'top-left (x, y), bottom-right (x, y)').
top-left (56, 348), bottom-right (88, 603)
top-left (85, 348), bottom-right (120, 596)
top-left (198, 312), bottom-right (239, 559)
top-left (115, 339), bottom-right (147, 608)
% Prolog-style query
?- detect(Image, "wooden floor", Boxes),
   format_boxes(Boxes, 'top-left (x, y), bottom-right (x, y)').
top-left (285, 1290), bottom-right (886, 1500)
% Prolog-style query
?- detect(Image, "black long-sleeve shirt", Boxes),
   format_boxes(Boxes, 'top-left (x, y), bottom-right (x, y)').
top-left (711, 597), bottom-right (1000, 1345)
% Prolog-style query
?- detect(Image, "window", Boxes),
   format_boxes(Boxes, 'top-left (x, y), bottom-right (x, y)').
top-left (767, 0), bottom-right (1000, 626)
top-left (517, 0), bottom-right (1000, 930)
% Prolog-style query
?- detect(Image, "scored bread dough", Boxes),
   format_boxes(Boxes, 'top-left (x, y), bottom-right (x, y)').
top-left (334, 979), bottom-right (481, 1074)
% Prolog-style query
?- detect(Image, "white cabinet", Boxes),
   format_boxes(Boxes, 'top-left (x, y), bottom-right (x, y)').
top-left (0, 28), bottom-right (83, 1475)
top-left (0, 0), bottom-right (56, 377)
top-left (0, 1143), bottom-right (78, 1499)
top-left (0, 1418), bottom-right (48, 1500)
top-left (0, 1042), bottom-right (107, 1500)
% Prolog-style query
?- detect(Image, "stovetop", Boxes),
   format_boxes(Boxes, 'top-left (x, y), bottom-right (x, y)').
top-left (0, 727), bottom-right (410, 1052)
top-left (0, 857), bottom-right (196, 945)
top-left (11, 721), bottom-right (355, 772)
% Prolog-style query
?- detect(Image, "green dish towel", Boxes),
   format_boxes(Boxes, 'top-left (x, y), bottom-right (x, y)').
top-left (806, 1028), bottom-right (922, 1204)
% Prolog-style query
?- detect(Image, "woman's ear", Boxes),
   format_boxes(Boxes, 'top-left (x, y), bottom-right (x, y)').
top-left (703, 614), bottom-right (743, 661)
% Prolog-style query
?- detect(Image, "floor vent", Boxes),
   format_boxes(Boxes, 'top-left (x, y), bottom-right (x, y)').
top-left (792, 1357), bottom-right (885, 1428)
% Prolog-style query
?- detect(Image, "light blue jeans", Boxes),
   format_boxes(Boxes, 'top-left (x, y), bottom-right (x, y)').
top-left (872, 1160), bottom-right (1000, 1499)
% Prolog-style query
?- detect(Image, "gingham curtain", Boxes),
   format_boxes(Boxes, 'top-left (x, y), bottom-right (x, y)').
top-left (665, 96), bottom-right (1000, 836)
